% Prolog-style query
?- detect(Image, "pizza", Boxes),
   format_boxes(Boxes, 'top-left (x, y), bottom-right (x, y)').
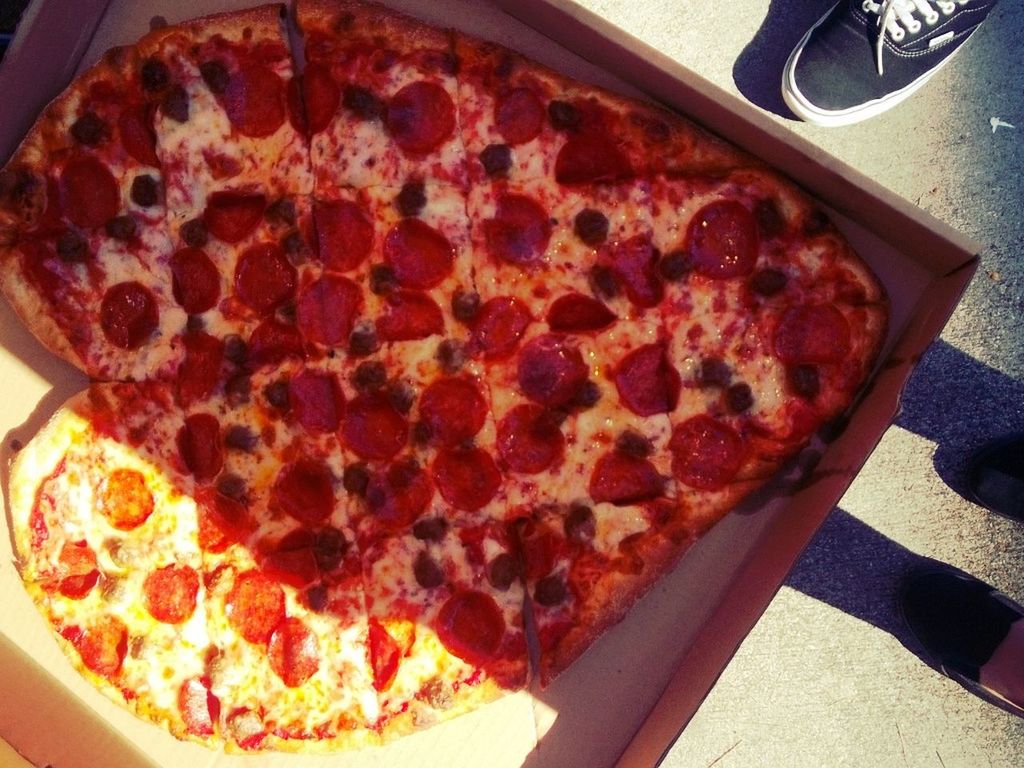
top-left (0, 0), bottom-right (888, 753)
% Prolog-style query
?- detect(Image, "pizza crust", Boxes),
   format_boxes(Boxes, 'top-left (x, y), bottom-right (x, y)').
top-left (0, 248), bottom-right (89, 374)
top-left (539, 524), bottom-right (697, 685)
top-left (297, 0), bottom-right (450, 52)
top-left (7, 393), bottom-right (90, 568)
top-left (142, 3), bottom-right (287, 49)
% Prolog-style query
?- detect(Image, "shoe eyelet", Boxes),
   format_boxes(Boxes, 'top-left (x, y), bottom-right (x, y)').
top-left (925, 11), bottom-right (939, 24)
top-left (892, 28), bottom-right (906, 41)
top-left (907, 20), bottom-right (922, 34)
top-left (862, 0), bottom-right (872, 11)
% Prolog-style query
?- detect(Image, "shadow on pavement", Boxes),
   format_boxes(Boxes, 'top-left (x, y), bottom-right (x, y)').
top-left (785, 507), bottom-right (920, 642)
top-left (894, 339), bottom-right (1024, 502)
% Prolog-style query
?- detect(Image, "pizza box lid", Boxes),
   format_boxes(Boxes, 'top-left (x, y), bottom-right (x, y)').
top-left (0, 1), bottom-right (978, 767)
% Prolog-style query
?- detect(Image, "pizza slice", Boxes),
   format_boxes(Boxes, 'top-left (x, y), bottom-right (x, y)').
top-left (137, 4), bottom-right (311, 220)
top-left (296, 0), bottom-right (467, 192)
top-left (130, 6), bottom-right (318, 395)
top-left (359, 517), bottom-right (528, 739)
top-left (0, 44), bottom-right (186, 381)
top-left (471, 294), bottom-right (688, 683)
top-left (651, 169), bottom-right (888, 531)
top-left (454, 32), bottom-right (749, 187)
top-left (515, 498), bottom-right (694, 686)
top-left (9, 384), bottom-right (223, 746)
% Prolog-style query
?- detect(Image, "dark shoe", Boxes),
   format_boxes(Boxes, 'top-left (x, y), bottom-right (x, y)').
top-left (900, 562), bottom-right (1024, 717)
top-left (965, 433), bottom-right (1024, 522)
top-left (782, 0), bottom-right (999, 126)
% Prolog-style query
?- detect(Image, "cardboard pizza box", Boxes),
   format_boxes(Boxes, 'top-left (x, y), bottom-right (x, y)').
top-left (0, 1), bottom-right (978, 767)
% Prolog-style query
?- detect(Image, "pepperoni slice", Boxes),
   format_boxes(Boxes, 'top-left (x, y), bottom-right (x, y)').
top-left (176, 332), bottom-right (224, 407)
top-left (368, 619), bottom-right (402, 692)
top-left (470, 296), bottom-right (532, 360)
top-left (496, 403), bottom-right (564, 474)
top-left (432, 446), bottom-right (501, 511)
top-left (669, 415), bottom-right (745, 490)
top-left (601, 234), bottom-right (663, 308)
top-left (272, 457), bottom-right (335, 525)
top-left (204, 192), bottom-right (266, 243)
top-left (170, 247), bottom-right (220, 313)
top-left (97, 468), bottom-right (153, 530)
top-left (268, 617), bottom-right (319, 687)
top-left (234, 243), bottom-right (296, 315)
top-left (418, 377), bottom-right (486, 446)
top-left (177, 413), bottom-right (223, 481)
top-left (385, 80), bottom-right (455, 154)
top-left (301, 62), bottom-right (338, 135)
top-left (614, 343), bottom-right (680, 416)
top-left (59, 156), bottom-right (120, 228)
top-left (383, 219), bottom-right (454, 289)
top-left (57, 541), bottom-right (99, 599)
top-left (119, 105), bottom-right (159, 167)
top-left (289, 369), bottom-right (345, 434)
top-left (196, 488), bottom-right (253, 553)
top-left (296, 273), bottom-right (362, 347)
top-left (483, 193), bottom-right (551, 266)
top-left (178, 677), bottom-right (219, 737)
top-left (546, 293), bottom-right (616, 333)
top-left (313, 198), bottom-right (374, 272)
top-left (517, 334), bottom-right (588, 407)
top-left (143, 564), bottom-right (200, 624)
top-left (366, 459), bottom-right (434, 530)
top-left (685, 200), bottom-right (758, 280)
top-left (589, 451), bottom-right (664, 505)
top-left (261, 528), bottom-right (319, 588)
top-left (62, 616), bottom-right (128, 678)
top-left (555, 132), bottom-right (633, 185)
top-left (247, 317), bottom-right (304, 367)
top-left (376, 290), bottom-right (444, 341)
top-left (342, 391), bottom-right (408, 461)
top-left (435, 590), bottom-right (505, 665)
top-left (225, 570), bottom-right (286, 645)
top-left (223, 63), bottom-right (286, 138)
top-left (517, 519), bottom-right (560, 580)
top-left (773, 303), bottom-right (852, 364)
top-left (495, 87), bottom-right (545, 145)
top-left (100, 281), bottom-right (158, 349)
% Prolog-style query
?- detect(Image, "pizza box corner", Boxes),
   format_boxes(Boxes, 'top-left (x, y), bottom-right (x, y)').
top-left (0, 1), bottom-right (978, 767)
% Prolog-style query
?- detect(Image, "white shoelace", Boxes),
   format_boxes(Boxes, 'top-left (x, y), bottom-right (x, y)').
top-left (861, 0), bottom-right (969, 74)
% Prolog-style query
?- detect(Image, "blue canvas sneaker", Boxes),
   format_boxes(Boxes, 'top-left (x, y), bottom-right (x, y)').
top-left (782, 0), bottom-right (999, 126)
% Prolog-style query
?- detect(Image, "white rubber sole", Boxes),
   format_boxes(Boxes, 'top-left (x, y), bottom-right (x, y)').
top-left (781, 5), bottom-right (965, 128)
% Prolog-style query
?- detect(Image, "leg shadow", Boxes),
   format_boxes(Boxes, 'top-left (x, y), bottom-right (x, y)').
top-left (786, 507), bottom-right (921, 640)
top-left (894, 339), bottom-right (1024, 503)
top-left (786, 506), bottom-right (961, 666)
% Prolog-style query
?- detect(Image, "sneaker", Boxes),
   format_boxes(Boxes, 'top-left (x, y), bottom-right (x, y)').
top-left (900, 562), bottom-right (1024, 718)
top-left (782, 0), bottom-right (999, 127)
top-left (964, 433), bottom-right (1024, 522)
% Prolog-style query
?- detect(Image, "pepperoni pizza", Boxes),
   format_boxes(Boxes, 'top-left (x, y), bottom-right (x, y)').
top-left (1, 0), bottom-right (888, 753)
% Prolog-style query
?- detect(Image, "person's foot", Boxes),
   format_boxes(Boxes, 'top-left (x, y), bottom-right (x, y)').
top-left (900, 562), bottom-right (1024, 717)
top-left (782, 0), bottom-right (1000, 127)
top-left (965, 433), bottom-right (1024, 522)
